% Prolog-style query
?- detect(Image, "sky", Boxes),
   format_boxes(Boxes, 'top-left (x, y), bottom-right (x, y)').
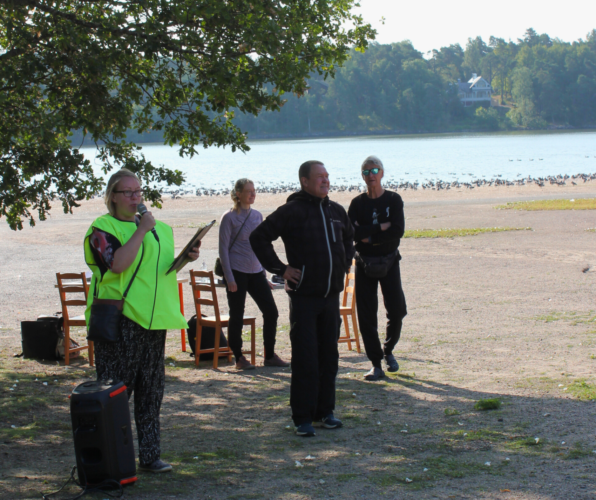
top-left (353, 0), bottom-right (596, 55)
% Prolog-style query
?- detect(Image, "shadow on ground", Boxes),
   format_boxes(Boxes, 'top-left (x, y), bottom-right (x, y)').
top-left (2, 351), bottom-right (595, 500)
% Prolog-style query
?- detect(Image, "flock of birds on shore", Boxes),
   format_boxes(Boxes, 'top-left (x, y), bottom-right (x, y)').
top-left (158, 171), bottom-right (596, 198)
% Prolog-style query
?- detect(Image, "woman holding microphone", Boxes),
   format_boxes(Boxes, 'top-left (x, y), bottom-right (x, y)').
top-left (219, 178), bottom-right (288, 370)
top-left (84, 168), bottom-right (199, 473)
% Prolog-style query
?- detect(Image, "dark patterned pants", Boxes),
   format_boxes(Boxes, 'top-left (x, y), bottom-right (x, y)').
top-left (94, 316), bottom-right (166, 466)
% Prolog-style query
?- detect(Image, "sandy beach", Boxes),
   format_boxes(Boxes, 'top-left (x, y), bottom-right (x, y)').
top-left (1, 181), bottom-right (595, 499)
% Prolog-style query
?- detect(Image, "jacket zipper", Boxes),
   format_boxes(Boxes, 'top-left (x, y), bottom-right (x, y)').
top-left (330, 219), bottom-right (336, 242)
top-left (320, 202), bottom-right (333, 297)
top-left (148, 237), bottom-right (161, 329)
top-left (295, 265), bottom-right (305, 289)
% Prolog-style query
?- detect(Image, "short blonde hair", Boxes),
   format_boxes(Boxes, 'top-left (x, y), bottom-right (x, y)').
top-left (104, 168), bottom-right (141, 216)
top-left (231, 178), bottom-right (254, 212)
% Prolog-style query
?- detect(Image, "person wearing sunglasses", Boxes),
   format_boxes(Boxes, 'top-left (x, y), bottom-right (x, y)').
top-left (84, 168), bottom-right (200, 473)
top-left (347, 156), bottom-right (407, 381)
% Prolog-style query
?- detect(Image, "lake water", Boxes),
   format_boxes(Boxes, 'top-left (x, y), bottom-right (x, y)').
top-left (87, 130), bottom-right (596, 191)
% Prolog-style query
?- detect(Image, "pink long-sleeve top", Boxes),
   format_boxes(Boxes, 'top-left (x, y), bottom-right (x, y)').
top-left (218, 208), bottom-right (264, 284)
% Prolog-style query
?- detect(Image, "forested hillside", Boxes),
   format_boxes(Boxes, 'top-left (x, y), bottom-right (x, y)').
top-left (75, 28), bottom-right (596, 145)
top-left (232, 28), bottom-right (596, 137)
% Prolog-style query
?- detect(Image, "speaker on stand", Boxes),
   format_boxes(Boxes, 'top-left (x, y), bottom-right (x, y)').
top-left (70, 380), bottom-right (137, 487)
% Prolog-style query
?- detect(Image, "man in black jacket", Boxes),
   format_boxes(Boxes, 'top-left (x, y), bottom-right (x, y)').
top-left (348, 155), bottom-right (407, 381)
top-left (250, 161), bottom-right (355, 437)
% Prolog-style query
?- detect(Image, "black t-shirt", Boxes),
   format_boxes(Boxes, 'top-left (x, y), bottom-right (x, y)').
top-left (347, 190), bottom-right (405, 257)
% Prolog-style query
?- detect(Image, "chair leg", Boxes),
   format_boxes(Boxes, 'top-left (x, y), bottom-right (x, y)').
top-left (64, 324), bottom-right (70, 366)
top-left (352, 311), bottom-right (361, 354)
top-left (88, 340), bottom-right (94, 367)
top-left (344, 313), bottom-right (353, 351)
top-left (213, 325), bottom-right (221, 369)
top-left (250, 321), bottom-right (256, 366)
top-left (179, 282), bottom-right (186, 352)
top-left (195, 323), bottom-right (203, 367)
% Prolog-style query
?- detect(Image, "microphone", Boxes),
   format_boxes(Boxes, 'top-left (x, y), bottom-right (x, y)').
top-left (137, 203), bottom-right (159, 242)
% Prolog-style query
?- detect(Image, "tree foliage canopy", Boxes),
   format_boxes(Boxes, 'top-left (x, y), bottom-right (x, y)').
top-left (0, 0), bottom-right (374, 229)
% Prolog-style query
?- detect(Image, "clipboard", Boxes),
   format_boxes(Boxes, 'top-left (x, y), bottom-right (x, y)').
top-left (166, 220), bottom-right (216, 275)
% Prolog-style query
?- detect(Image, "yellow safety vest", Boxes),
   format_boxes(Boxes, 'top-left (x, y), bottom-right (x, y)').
top-left (84, 214), bottom-right (188, 330)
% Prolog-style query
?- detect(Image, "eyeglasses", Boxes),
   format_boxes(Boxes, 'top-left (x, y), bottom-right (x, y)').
top-left (362, 167), bottom-right (381, 176)
top-left (114, 189), bottom-right (144, 198)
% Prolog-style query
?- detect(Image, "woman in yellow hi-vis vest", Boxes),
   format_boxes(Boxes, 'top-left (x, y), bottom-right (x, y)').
top-left (84, 168), bottom-right (200, 473)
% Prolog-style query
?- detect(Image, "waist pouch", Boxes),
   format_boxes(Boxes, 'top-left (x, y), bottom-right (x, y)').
top-left (87, 244), bottom-right (144, 343)
top-left (356, 250), bottom-right (398, 279)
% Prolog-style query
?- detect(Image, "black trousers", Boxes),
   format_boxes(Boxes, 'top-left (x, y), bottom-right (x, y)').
top-left (225, 270), bottom-right (279, 360)
top-left (355, 257), bottom-right (407, 367)
top-left (95, 316), bottom-right (166, 466)
top-left (289, 292), bottom-right (340, 426)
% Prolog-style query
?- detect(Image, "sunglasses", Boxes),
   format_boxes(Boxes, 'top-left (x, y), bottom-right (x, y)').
top-left (362, 167), bottom-right (381, 176)
top-left (114, 189), bottom-right (144, 198)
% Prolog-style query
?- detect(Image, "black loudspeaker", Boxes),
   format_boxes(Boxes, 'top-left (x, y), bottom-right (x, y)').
top-left (187, 315), bottom-right (228, 360)
top-left (70, 380), bottom-right (137, 487)
top-left (20, 318), bottom-right (61, 360)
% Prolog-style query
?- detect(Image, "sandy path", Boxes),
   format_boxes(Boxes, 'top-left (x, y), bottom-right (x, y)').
top-left (1, 182), bottom-right (595, 499)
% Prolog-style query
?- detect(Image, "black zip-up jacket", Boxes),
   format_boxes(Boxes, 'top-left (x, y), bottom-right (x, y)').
top-left (249, 190), bottom-right (355, 297)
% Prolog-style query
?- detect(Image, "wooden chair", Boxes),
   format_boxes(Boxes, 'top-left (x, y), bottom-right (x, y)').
top-left (189, 269), bottom-right (256, 369)
top-left (56, 272), bottom-right (94, 366)
top-left (339, 260), bottom-right (361, 353)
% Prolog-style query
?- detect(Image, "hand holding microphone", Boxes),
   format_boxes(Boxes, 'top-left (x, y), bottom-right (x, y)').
top-left (137, 203), bottom-right (159, 242)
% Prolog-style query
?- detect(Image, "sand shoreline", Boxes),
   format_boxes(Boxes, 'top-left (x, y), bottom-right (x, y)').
top-left (1, 180), bottom-right (595, 499)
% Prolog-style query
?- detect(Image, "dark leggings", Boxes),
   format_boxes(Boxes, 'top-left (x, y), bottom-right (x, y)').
top-left (355, 257), bottom-right (407, 368)
top-left (225, 270), bottom-right (279, 360)
top-left (95, 316), bottom-right (166, 466)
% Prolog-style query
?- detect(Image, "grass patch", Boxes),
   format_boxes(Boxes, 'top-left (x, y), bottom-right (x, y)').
top-left (455, 429), bottom-right (506, 441)
top-left (403, 227), bottom-right (531, 238)
top-left (444, 408), bottom-right (460, 416)
top-left (534, 310), bottom-right (596, 325)
top-left (505, 436), bottom-right (546, 452)
top-left (563, 442), bottom-right (594, 460)
top-left (496, 198), bottom-right (596, 211)
top-left (422, 456), bottom-right (496, 479)
top-left (567, 379), bottom-right (596, 400)
top-left (336, 473), bottom-right (359, 482)
top-left (474, 398), bottom-right (502, 411)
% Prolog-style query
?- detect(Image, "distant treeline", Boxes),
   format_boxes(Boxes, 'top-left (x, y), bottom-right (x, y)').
top-left (71, 28), bottom-right (596, 145)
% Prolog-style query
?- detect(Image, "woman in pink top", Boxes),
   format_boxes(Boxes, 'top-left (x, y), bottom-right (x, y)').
top-left (219, 178), bottom-right (289, 370)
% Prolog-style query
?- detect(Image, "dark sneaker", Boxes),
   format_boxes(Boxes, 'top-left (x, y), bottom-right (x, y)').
top-left (314, 414), bottom-right (343, 429)
top-left (294, 423), bottom-right (316, 437)
top-left (235, 356), bottom-right (256, 370)
top-left (385, 354), bottom-right (399, 372)
top-left (139, 459), bottom-right (172, 473)
top-left (264, 353), bottom-right (290, 367)
top-left (364, 366), bottom-right (385, 381)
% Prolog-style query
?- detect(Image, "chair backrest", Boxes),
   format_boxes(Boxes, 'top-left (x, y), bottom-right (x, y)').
top-left (189, 269), bottom-right (221, 323)
top-left (56, 272), bottom-right (89, 321)
top-left (341, 260), bottom-right (356, 311)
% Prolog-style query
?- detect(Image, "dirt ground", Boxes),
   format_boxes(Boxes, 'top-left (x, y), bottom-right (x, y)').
top-left (1, 181), bottom-right (596, 500)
